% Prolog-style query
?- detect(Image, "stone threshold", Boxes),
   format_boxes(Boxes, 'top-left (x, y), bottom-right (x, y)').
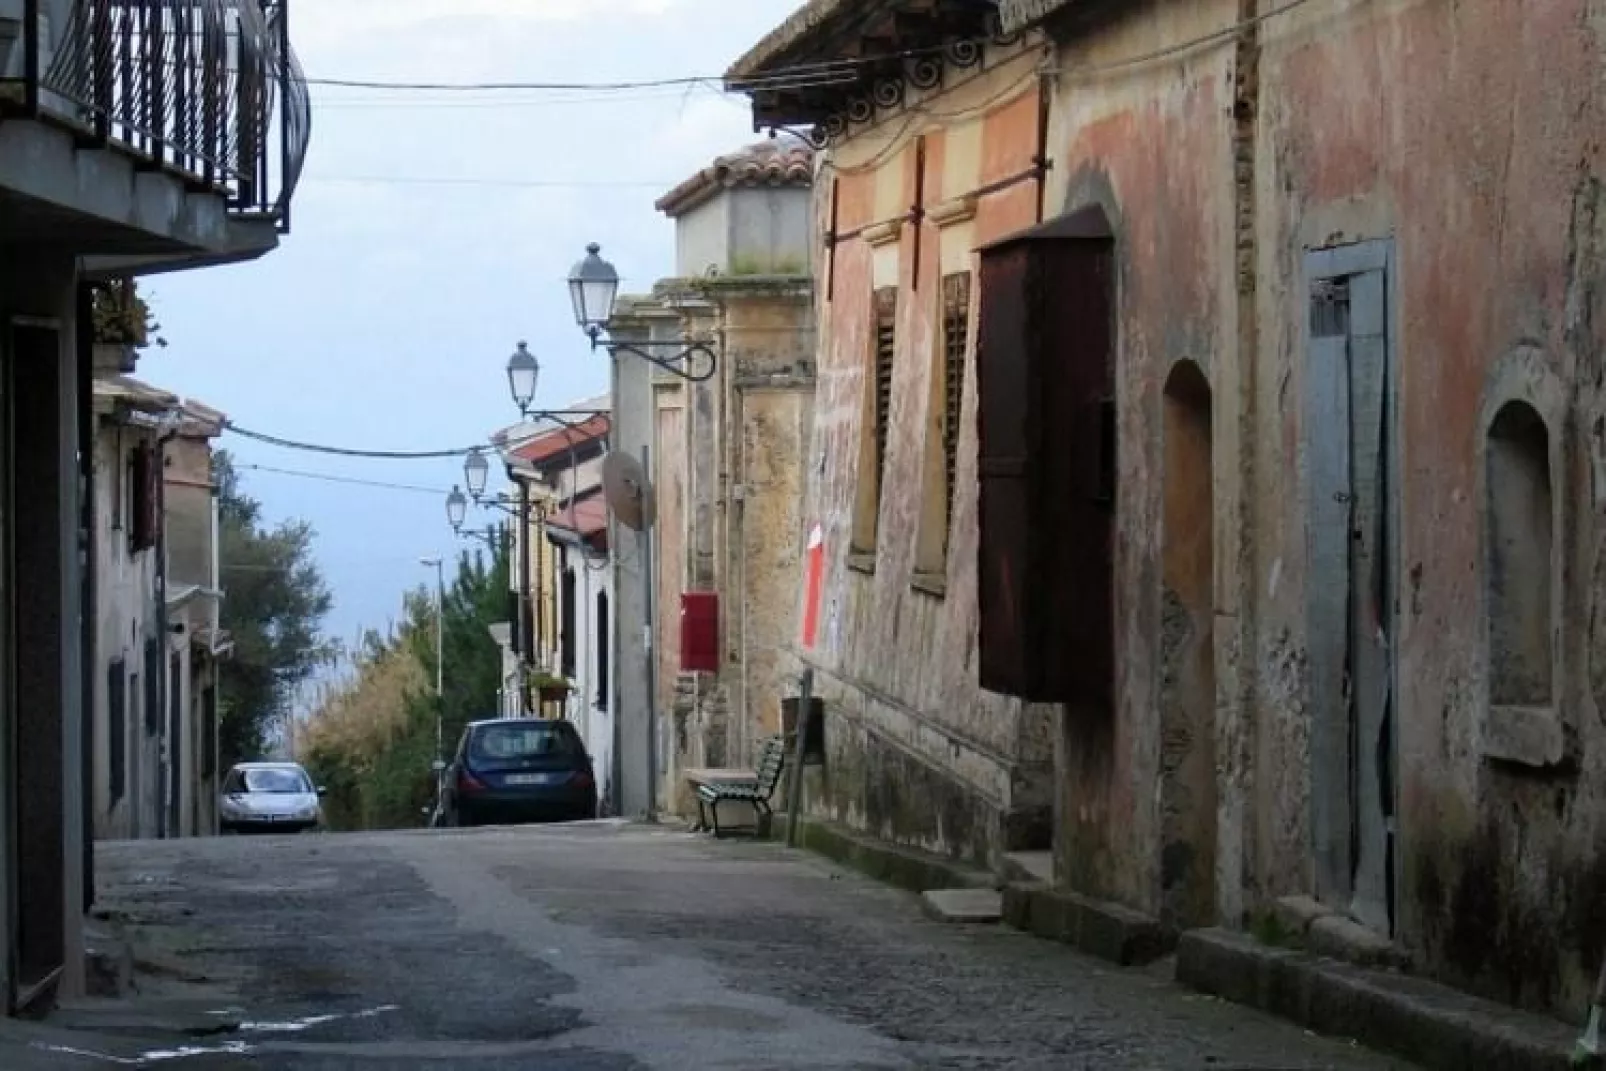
top-left (1177, 928), bottom-right (1597, 1071)
top-left (764, 812), bottom-right (995, 895)
top-left (1001, 882), bottom-right (1172, 966)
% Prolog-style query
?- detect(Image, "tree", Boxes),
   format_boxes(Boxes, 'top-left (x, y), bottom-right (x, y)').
top-left (215, 450), bottom-right (333, 766)
top-left (300, 539), bottom-right (509, 830)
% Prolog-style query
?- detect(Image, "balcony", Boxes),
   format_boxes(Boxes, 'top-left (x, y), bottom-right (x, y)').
top-left (0, 0), bottom-right (310, 239)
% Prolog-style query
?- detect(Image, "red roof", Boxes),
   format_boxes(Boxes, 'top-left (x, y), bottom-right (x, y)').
top-left (546, 491), bottom-right (608, 548)
top-left (512, 415), bottom-right (610, 467)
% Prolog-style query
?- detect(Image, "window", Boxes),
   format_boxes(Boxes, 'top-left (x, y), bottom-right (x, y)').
top-left (914, 272), bottom-right (973, 588)
top-left (874, 288), bottom-right (897, 490)
top-left (851, 287), bottom-right (899, 561)
top-left (225, 767), bottom-right (312, 794)
top-left (470, 721), bottom-right (582, 763)
top-left (560, 566), bottom-right (577, 678)
top-left (143, 637), bottom-right (160, 733)
top-left (595, 591), bottom-right (610, 709)
top-left (974, 205), bottom-right (1117, 703)
top-left (107, 659), bottom-right (126, 804)
top-left (201, 685), bottom-right (217, 778)
top-left (129, 443), bottom-right (159, 553)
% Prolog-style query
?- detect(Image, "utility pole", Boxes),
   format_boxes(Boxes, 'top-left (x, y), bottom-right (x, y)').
top-left (420, 556), bottom-right (445, 764)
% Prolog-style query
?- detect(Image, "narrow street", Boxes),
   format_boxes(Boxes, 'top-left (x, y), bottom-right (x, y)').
top-left (15, 822), bottom-right (1412, 1070)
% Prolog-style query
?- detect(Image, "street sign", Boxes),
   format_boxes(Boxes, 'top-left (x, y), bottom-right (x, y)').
top-left (997, 0), bottom-right (1071, 34)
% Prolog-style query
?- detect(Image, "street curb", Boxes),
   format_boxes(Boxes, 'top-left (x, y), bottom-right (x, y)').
top-left (766, 812), bottom-right (995, 895)
top-left (1176, 928), bottom-right (1597, 1071)
top-left (1001, 882), bottom-right (1172, 966)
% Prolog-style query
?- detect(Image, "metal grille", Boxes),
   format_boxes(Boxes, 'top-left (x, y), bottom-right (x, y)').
top-left (873, 287), bottom-right (898, 493)
top-left (941, 272), bottom-right (971, 530)
top-left (31, 0), bottom-right (310, 229)
top-left (1310, 277), bottom-right (1351, 338)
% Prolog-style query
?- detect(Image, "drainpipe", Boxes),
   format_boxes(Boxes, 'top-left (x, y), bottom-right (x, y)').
top-left (519, 476), bottom-right (534, 713)
top-left (153, 421), bottom-right (180, 839)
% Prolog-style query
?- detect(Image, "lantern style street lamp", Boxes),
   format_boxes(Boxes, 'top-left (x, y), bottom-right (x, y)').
top-left (506, 341), bottom-right (539, 417)
top-left (445, 484), bottom-right (468, 530)
top-left (463, 447), bottom-right (490, 500)
top-left (567, 242), bottom-right (717, 383)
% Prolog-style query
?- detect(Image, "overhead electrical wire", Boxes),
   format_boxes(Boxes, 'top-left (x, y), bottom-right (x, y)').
top-left (238, 463), bottom-right (451, 496)
top-left (221, 415), bottom-right (606, 461)
top-left (300, 44), bottom-right (956, 94)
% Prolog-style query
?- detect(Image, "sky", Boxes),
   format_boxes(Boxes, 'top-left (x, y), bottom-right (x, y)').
top-left (137, 0), bottom-right (802, 681)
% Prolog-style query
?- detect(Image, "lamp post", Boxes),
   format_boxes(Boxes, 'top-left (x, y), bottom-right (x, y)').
top-left (420, 555), bottom-right (446, 818)
top-left (567, 243), bottom-right (718, 382)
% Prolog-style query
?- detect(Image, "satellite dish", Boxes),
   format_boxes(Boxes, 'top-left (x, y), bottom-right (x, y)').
top-left (601, 451), bottom-right (656, 532)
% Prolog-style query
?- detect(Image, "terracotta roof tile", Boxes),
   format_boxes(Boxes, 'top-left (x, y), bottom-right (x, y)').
top-left (546, 491), bottom-right (608, 540)
top-left (511, 415), bottom-right (611, 467)
top-left (655, 135), bottom-right (814, 218)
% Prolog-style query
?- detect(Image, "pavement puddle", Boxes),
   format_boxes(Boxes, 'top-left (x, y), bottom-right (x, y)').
top-left (30, 1039), bottom-right (254, 1065)
top-left (29, 1004), bottom-right (401, 1065)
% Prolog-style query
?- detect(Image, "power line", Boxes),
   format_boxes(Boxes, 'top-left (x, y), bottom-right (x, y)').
top-left (306, 176), bottom-right (677, 190)
top-left (300, 44), bottom-right (955, 94)
top-left (221, 412), bottom-right (609, 461)
top-left (239, 463), bottom-right (450, 496)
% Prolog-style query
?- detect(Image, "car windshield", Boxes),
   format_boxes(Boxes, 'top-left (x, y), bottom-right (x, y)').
top-left (470, 724), bottom-right (580, 762)
top-left (230, 768), bottom-right (309, 794)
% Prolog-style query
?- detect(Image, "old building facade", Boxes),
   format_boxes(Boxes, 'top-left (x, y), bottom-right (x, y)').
top-left (89, 380), bottom-right (226, 844)
top-left (733, 0), bottom-right (1606, 1022)
top-left (729, 5), bottom-right (1056, 869)
top-left (0, 0), bottom-right (307, 1009)
top-left (603, 137), bottom-right (816, 819)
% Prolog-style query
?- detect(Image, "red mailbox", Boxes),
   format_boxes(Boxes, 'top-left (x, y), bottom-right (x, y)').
top-left (680, 591), bottom-right (719, 673)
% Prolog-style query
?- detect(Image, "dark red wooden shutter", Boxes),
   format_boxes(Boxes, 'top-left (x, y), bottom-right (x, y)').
top-left (975, 207), bottom-right (1116, 707)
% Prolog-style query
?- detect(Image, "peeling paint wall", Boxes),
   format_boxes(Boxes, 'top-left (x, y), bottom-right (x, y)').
top-left (1253, 0), bottom-right (1606, 1019)
top-left (792, 47), bottom-right (1055, 868)
top-left (1033, 0), bottom-right (1242, 914)
top-left (1017, 0), bottom-right (1606, 1018)
top-left (91, 423), bottom-right (162, 842)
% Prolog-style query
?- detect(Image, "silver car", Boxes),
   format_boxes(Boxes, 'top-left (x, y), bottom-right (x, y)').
top-left (218, 761), bottom-right (325, 834)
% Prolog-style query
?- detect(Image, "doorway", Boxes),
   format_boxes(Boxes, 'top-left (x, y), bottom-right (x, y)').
top-left (1159, 360), bottom-right (1216, 930)
top-left (11, 317), bottom-right (66, 1007)
top-left (1303, 241), bottom-right (1399, 936)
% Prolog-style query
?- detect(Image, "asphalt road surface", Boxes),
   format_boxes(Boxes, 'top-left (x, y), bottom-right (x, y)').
top-left (23, 820), bottom-right (1415, 1069)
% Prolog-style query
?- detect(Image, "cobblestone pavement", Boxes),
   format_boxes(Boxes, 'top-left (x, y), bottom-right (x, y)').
top-left (40, 820), bottom-right (1416, 1069)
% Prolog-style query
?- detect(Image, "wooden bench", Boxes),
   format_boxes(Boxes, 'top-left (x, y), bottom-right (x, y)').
top-left (694, 735), bottom-right (787, 838)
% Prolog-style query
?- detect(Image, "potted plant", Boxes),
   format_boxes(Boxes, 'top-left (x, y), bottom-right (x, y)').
top-left (90, 278), bottom-right (164, 372)
top-left (531, 671), bottom-right (572, 704)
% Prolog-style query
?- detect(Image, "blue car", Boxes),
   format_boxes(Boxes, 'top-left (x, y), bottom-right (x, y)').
top-left (442, 718), bottom-right (597, 827)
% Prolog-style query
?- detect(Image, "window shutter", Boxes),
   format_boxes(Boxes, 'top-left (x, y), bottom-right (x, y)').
top-left (941, 272), bottom-right (971, 532)
top-left (108, 659), bottom-right (126, 803)
top-left (975, 209), bottom-right (1116, 706)
top-left (143, 637), bottom-right (160, 734)
top-left (873, 287), bottom-right (898, 496)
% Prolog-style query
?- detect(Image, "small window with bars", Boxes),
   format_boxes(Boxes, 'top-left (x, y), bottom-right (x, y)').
top-left (940, 272), bottom-right (971, 531)
top-left (873, 287), bottom-right (898, 495)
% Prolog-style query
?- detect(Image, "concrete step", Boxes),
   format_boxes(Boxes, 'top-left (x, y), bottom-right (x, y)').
top-left (1177, 927), bottom-right (1594, 1071)
top-left (921, 888), bottom-right (1004, 924)
top-left (1001, 850), bottom-right (1053, 885)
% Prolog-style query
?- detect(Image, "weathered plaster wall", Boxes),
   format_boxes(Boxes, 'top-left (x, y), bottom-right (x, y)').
top-left (792, 48), bottom-right (1054, 867)
top-left (91, 424), bottom-right (162, 842)
top-left (1036, 0), bottom-right (1242, 921)
top-left (1252, 0), bottom-right (1606, 1019)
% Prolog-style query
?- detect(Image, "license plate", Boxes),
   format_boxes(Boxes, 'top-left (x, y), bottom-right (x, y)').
top-left (504, 773), bottom-right (549, 786)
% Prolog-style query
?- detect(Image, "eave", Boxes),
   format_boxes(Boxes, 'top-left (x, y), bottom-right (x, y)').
top-left (725, 0), bottom-right (1014, 135)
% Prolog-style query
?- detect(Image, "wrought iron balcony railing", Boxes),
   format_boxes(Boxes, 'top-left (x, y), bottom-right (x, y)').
top-left (0, 0), bottom-right (310, 232)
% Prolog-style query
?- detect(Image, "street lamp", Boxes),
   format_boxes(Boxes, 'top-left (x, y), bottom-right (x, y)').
top-left (567, 242), bottom-right (717, 383)
top-left (463, 448), bottom-right (490, 500)
top-left (445, 484), bottom-right (468, 530)
top-left (507, 341), bottom-right (540, 417)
